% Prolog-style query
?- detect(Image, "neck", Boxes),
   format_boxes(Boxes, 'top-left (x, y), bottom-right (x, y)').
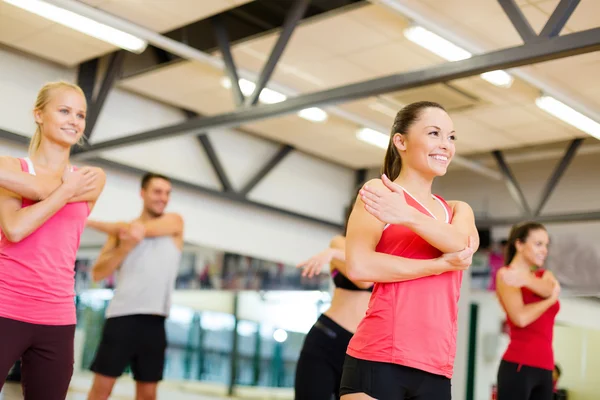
top-left (510, 254), bottom-right (534, 271)
top-left (139, 209), bottom-right (159, 222)
top-left (394, 168), bottom-right (434, 202)
top-left (30, 140), bottom-right (71, 173)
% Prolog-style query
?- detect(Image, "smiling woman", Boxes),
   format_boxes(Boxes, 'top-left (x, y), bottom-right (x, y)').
top-left (339, 101), bottom-right (479, 400)
top-left (0, 81), bottom-right (106, 399)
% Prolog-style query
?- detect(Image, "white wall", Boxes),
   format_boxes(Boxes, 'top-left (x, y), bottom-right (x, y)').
top-left (0, 45), bottom-right (354, 265)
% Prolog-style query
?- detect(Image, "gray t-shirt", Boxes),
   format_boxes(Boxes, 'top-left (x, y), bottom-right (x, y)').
top-left (105, 236), bottom-right (182, 319)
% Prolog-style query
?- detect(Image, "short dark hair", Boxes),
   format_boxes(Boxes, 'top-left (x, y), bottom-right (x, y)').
top-left (141, 172), bottom-right (171, 189)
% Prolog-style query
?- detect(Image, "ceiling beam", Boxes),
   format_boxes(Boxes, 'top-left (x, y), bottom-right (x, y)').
top-left (71, 26), bottom-right (600, 158)
top-left (211, 15), bottom-right (245, 107)
top-left (498, 0), bottom-right (537, 42)
top-left (539, 0), bottom-right (581, 38)
top-left (491, 150), bottom-right (532, 216)
top-left (534, 138), bottom-right (583, 216)
top-left (246, 0), bottom-right (310, 106)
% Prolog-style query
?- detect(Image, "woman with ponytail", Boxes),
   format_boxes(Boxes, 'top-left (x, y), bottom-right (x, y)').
top-left (339, 101), bottom-right (479, 400)
top-left (0, 81), bottom-right (106, 399)
top-left (495, 222), bottom-right (560, 400)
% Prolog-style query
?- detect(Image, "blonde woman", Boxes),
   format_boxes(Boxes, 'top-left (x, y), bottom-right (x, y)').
top-left (0, 81), bottom-right (105, 399)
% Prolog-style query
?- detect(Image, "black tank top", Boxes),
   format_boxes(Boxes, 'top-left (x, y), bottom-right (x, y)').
top-left (332, 269), bottom-right (373, 292)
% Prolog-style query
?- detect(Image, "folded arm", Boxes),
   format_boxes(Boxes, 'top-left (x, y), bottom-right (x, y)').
top-left (91, 235), bottom-right (130, 282)
top-left (328, 235), bottom-right (373, 289)
top-left (524, 270), bottom-right (558, 298)
top-left (0, 185), bottom-right (73, 242)
top-left (496, 268), bottom-right (558, 328)
top-left (406, 200), bottom-right (479, 254)
top-left (0, 156), bottom-right (58, 201)
top-left (345, 195), bottom-right (452, 283)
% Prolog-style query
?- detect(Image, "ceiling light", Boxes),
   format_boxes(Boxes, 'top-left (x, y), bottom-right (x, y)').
top-left (4, 0), bottom-right (147, 53)
top-left (356, 128), bottom-right (389, 149)
top-left (220, 77), bottom-right (287, 104)
top-left (536, 95), bottom-right (600, 140)
top-left (404, 25), bottom-right (471, 62)
top-left (404, 25), bottom-right (513, 88)
top-left (298, 107), bottom-right (328, 123)
top-left (480, 70), bottom-right (514, 88)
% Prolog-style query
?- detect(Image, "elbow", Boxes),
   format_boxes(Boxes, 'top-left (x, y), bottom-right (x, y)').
top-left (512, 314), bottom-right (529, 328)
top-left (346, 255), bottom-right (368, 282)
top-left (3, 226), bottom-right (25, 243)
top-left (91, 268), bottom-right (105, 283)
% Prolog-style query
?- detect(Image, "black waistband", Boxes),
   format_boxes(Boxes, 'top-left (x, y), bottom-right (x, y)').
top-left (313, 314), bottom-right (353, 340)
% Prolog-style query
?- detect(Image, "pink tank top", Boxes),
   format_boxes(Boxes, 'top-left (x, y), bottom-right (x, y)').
top-left (0, 158), bottom-right (89, 325)
top-left (346, 192), bottom-right (461, 378)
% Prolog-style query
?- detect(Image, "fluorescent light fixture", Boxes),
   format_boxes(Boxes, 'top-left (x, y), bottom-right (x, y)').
top-left (4, 0), bottom-right (147, 53)
top-left (298, 107), bottom-right (328, 122)
top-left (220, 77), bottom-right (287, 104)
top-left (480, 70), bottom-right (514, 88)
top-left (404, 25), bottom-right (471, 62)
top-left (356, 127), bottom-right (389, 149)
top-left (536, 95), bottom-right (600, 140)
top-left (404, 25), bottom-right (513, 88)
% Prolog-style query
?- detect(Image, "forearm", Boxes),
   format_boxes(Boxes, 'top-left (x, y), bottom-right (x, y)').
top-left (87, 220), bottom-right (127, 235)
top-left (524, 276), bottom-right (555, 298)
top-left (406, 211), bottom-right (468, 253)
top-left (347, 251), bottom-right (447, 283)
top-left (0, 169), bottom-right (58, 201)
top-left (91, 247), bottom-right (130, 282)
top-left (512, 298), bottom-right (557, 327)
top-left (4, 186), bottom-right (71, 242)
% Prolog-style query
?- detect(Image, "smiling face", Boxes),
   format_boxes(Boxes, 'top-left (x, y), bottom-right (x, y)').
top-left (141, 177), bottom-right (172, 217)
top-left (516, 228), bottom-right (549, 268)
top-left (33, 86), bottom-right (87, 149)
top-left (393, 106), bottom-right (456, 177)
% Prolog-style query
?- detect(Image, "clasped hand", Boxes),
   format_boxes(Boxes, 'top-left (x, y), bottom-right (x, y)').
top-left (360, 174), bottom-right (416, 225)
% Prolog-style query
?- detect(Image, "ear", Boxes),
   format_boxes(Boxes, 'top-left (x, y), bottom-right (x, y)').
top-left (515, 239), bottom-right (524, 253)
top-left (33, 108), bottom-right (43, 125)
top-left (392, 133), bottom-right (407, 151)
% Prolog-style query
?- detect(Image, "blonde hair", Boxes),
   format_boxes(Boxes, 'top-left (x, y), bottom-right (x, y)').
top-left (30, 81), bottom-right (87, 155)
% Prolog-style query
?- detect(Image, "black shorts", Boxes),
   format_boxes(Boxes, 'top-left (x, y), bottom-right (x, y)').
top-left (340, 355), bottom-right (451, 400)
top-left (497, 360), bottom-right (553, 400)
top-left (90, 314), bottom-right (167, 382)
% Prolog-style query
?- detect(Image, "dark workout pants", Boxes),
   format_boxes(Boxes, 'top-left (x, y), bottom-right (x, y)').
top-left (0, 316), bottom-right (75, 400)
top-left (497, 360), bottom-right (553, 400)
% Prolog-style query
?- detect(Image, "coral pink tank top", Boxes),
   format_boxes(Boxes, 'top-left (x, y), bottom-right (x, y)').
top-left (0, 158), bottom-right (89, 325)
top-left (346, 191), bottom-right (461, 378)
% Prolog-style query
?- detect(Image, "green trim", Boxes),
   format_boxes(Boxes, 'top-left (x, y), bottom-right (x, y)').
top-left (466, 303), bottom-right (479, 400)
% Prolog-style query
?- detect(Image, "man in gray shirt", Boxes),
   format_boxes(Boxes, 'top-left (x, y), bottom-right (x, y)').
top-left (86, 172), bottom-right (184, 400)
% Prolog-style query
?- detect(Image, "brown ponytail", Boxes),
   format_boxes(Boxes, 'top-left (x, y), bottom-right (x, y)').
top-left (381, 101), bottom-right (446, 180)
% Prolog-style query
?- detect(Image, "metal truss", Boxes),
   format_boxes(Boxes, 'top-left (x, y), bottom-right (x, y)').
top-left (77, 51), bottom-right (125, 143)
top-left (71, 25), bottom-right (600, 157)
top-left (486, 137), bottom-right (584, 225)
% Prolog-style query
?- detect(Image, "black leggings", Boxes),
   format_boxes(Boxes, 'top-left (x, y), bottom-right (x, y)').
top-left (0, 316), bottom-right (75, 400)
top-left (295, 314), bottom-right (353, 400)
top-left (497, 360), bottom-right (553, 400)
